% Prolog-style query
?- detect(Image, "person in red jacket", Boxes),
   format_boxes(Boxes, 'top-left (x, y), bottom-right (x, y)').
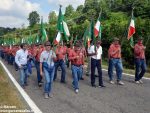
top-left (54, 42), bottom-right (67, 83)
top-left (68, 41), bottom-right (85, 93)
top-left (134, 37), bottom-right (147, 84)
top-left (34, 43), bottom-right (44, 87)
top-left (108, 38), bottom-right (124, 85)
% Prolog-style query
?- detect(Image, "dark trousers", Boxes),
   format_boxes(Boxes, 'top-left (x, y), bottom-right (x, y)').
top-left (54, 59), bottom-right (66, 82)
top-left (135, 58), bottom-right (147, 81)
top-left (35, 61), bottom-right (42, 83)
top-left (91, 58), bottom-right (103, 86)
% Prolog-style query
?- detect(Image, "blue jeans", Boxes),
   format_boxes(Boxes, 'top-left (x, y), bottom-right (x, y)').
top-left (108, 58), bottom-right (123, 81)
top-left (43, 66), bottom-right (55, 94)
top-left (10, 55), bottom-right (14, 65)
top-left (14, 62), bottom-right (19, 70)
top-left (19, 65), bottom-right (28, 86)
top-left (135, 58), bottom-right (147, 81)
top-left (54, 60), bottom-right (66, 82)
top-left (1, 51), bottom-right (4, 59)
top-left (27, 60), bottom-right (32, 75)
top-left (35, 61), bottom-right (42, 83)
top-left (71, 65), bottom-right (82, 90)
top-left (91, 58), bottom-right (103, 86)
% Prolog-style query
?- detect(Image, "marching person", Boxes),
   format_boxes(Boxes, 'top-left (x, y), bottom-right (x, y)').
top-left (15, 43), bottom-right (29, 89)
top-left (34, 43), bottom-right (44, 87)
top-left (68, 41), bottom-right (85, 93)
top-left (40, 41), bottom-right (56, 99)
top-left (108, 38), bottom-right (124, 85)
top-left (88, 40), bottom-right (105, 88)
top-left (134, 37), bottom-right (147, 84)
top-left (53, 42), bottom-right (67, 83)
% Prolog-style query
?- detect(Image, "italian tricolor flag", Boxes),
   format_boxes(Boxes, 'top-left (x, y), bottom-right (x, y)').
top-left (94, 16), bottom-right (102, 39)
top-left (54, 32), bottom-right (61, 45)
top-left (127, 17), bottom-right (135, 40)
top-left (55, 5), bottom-right (70, 44)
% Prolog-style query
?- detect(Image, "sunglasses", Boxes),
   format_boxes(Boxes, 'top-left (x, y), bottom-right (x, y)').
top-left (45, 45), bottom-right (51, 46)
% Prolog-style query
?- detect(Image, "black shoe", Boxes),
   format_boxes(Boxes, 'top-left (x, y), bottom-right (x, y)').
top-left (95, 75), bottom-right (99, 77)
top-left (98, 85), bottom-right (106, 88)
top-left (80, 77), bottom-right (84, 80)
top-left (86, 73), bottom-right (90, 76)
top-left (24, 83), bottom-right (28, 86)
top-left (91, 84), bottom-right (97, 88)
top-left (38, 82), bottom-right (42, 87)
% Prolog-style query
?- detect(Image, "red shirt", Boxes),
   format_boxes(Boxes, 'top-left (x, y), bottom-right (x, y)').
top-left (134, 43), bottom-right (145, 59)
top-left (108, 43), bottom-right (121, 59)
top-left (68, 47), bottom-right (84, 66)
top-left (55, 46), bottom-right (67, 60)
top-left (34, 47), bottom-right (44, 62)
top-left (12, 47), bottom-right (16, 56)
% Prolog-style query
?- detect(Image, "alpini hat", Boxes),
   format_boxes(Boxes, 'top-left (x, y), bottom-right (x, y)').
top-left (44, 41), bottom-right (51, 46)
top-left (114, 37), bottom-right (119, 41)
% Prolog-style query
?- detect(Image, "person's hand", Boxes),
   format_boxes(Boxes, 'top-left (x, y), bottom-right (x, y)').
top-left (95, 51), bottom-right (97, 55)
top-left (76, 56), bottom-right (80, 59)
top-left (40, 71), bottom-right (43, 76)
top-left (19, 65), bottom-right (22, 69)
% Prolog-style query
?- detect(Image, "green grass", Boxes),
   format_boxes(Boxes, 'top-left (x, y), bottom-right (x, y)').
top-left (0, 64), bottom-right (26, 110)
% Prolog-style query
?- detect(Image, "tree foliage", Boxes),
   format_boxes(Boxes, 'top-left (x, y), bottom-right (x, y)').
top-left (28, 11), bottom-right (40, 27)
top-left (1, 0), bottom-right (150, 70)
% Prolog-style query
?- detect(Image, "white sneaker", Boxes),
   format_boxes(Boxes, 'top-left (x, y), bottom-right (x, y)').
top-left (44, 93), bottom-right (49, 99)
top-left (117, 81), bottom-right (124, 85)
top-left (75, 89), bottom-right (79, 94)
top-left (110, 80), bottom-right (115, 84)
top-left (48, 93), bottom-right (53, 98)
top-left (135, 81), bottom-right (140, 84)
top-left (139, 80), bottom-right (143, 84)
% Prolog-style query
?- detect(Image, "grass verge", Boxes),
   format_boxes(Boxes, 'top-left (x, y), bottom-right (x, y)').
top-left (0, 64), bottom-right (26, 111)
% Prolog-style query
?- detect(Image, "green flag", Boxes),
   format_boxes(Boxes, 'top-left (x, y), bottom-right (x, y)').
top-left (40, 17), bottom-right (48, 43)
top-left (83, 28), bottom-right (91, 47)
top-left (57, 5), bottom-right (70, 42)
top-left (130, 37), bottom-right (134, 48)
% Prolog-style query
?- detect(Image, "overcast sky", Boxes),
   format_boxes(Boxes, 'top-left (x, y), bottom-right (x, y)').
top-left (0, 0), bottom-right (85, 28)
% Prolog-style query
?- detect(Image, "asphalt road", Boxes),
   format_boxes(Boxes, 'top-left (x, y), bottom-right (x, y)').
top-left (2, 60), bottom-right (150, 113)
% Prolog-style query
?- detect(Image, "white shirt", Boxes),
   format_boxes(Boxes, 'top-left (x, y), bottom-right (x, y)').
top-left (15, 49), bottom-right (28, 67)
top-left (88, 45), bottom-right (102, 60)
top-left (40, 50), bottom-right (56, 67)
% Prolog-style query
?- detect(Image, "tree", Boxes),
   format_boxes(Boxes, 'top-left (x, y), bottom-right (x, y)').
top-left (64, 5), bottom-right (74, 17)
top-left (28, 11), bottom-right (40, 27)
top-left (76, 5), bottom-right (84, 12)
top-left (48, 11), bottom-right (57, 24)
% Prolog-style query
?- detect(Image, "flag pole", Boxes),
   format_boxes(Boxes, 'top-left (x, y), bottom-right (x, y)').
top-left (98, 8), bottom-right (102, 40)
top-left (120, 6), bottom-right (134, 46)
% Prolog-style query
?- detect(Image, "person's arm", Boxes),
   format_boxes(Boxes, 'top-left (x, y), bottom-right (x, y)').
top-left (52, 51), bottom-right (57, 62)
top-left (40, 52), bottom-right (43, 76)
top-left (15, 51), bottom-right (21, 68)
top-left (40, 62), bottom-right (43, 77)
top-left (87, 46), bottom-right (97, 56)
top-left (68, 51), bottom-right (79, 61)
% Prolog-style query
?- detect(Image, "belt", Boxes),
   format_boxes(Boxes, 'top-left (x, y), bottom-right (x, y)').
top-left (135, 58), bottom-right (145, 60)
top-left (21, 64), bottom-right (27, 66)
top-left (111, 57), bottom-right (121, 59)
top-left (73, 64), bottom-right (82, 67)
